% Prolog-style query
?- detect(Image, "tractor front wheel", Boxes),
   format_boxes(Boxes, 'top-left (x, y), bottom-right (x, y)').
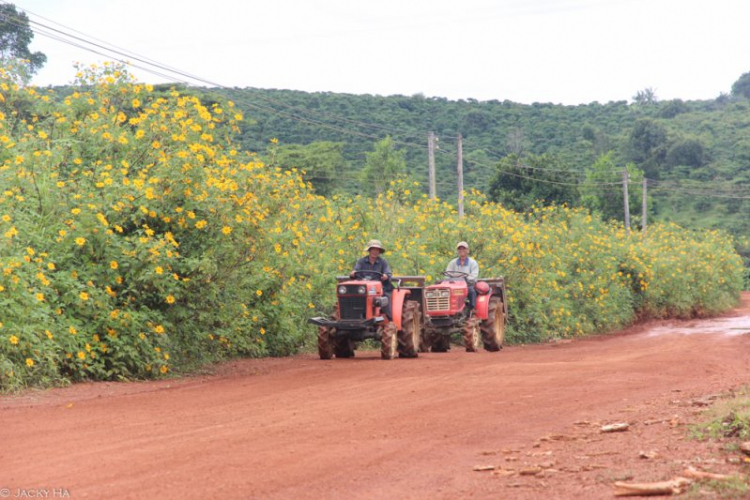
top-left (419, 327), bottom-right (433, 352)
top-left (398, 301), bottom-right (422, 358)
top-left (381, 322), bottom-right (399, 360)
top-left (318, 305), bottom-right (339, 360)
top-left (481, 297), bottom-right (505, 351)
top-left (334, 336), bottom-right (355, 358)
top-left (463, 317), bottom-right (481, 352)
top-left (430, 330), bottom-right (450, 352)
top-left (317, 326), bottom-right (335, 359)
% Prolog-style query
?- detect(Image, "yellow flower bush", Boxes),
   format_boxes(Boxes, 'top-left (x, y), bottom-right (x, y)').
top-left (0, 63), bottom-right (314, 389)
top-left (0, 62), bottom-right (743, 391)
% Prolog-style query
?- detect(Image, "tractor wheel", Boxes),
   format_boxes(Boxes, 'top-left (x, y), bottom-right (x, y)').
top-left (431, 334), bottom-right (450, 353)
top-left (398, 301), bottom-right (422, 358)
top-left (317, 326), bottom-right (334, 359)
top-left (318, 305), bottom-right (339, 360)
top-left (419, 327), bottom-right (433, 352)
top-left (380, 322), bottom-right (398, 360)
top-left (481, 297), bottom-right (506, 351)
top-left (334, 336), bottom-right (355, 358)
top-left (462, 317), bottom-right (481, 352)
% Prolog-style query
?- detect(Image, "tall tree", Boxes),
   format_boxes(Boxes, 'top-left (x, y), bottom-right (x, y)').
top-left (626, 119), bottom-right (667, 179)
top-left (665, 138), bottom-right (708, 170)
top-left (360, 136), bottom-right (406, 194)
top-left (0, 4), bottom-right (46, 76)
top-left (632, 87), bottom-right (658, 105)
top-left (580, 152), bottom-right (644, 223)
top-left (488, 153), bottom-right (580, 211)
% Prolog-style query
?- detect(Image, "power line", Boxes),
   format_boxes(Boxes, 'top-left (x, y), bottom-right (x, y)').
top-left (13, 3), bottom-right (436, 146)
top-left (646, 179), bottom-right (750, 200)
top-left (7, 4), bottom-right (750, 201)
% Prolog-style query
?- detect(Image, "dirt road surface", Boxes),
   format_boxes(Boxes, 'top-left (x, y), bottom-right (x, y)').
top-left (3, 294), bottom-right (750, 499)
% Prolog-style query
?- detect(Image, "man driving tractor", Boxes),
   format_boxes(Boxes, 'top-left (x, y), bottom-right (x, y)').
top-left (445, 241), bottom-right (479, 310)
top-left (350, 239), bottom-right (393, 318)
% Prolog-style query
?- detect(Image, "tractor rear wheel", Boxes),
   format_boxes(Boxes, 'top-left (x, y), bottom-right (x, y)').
top-left (481, 297), bottom-right (505, 351)
top-left (317, 326), bottom-right (334, 359)
top-left (398, 301), bottom-right (422, 358)
top-left (380, 322), bottom-right (398, 360)
top-left (463, 317), bottom-right (481, 352)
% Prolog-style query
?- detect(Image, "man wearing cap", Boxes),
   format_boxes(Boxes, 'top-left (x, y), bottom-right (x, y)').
top-left (351, 239), bottom-right (393, 318)
top-left (446, 241), bottom-right (479, 309)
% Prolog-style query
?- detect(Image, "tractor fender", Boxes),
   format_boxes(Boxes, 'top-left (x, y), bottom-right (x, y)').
top-left (474, 292), bottom-right (491, 320)
top-left (390, 289), bottom-right (412, 330)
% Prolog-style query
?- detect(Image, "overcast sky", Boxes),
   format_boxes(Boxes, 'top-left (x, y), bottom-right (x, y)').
top-left (14, 0), bottom-right (750, 105)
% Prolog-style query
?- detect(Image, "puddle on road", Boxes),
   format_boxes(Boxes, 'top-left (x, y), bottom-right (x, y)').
top-left (646, 316), bottom-right (750, 337)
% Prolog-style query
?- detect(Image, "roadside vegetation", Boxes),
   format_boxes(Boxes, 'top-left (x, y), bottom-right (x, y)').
top-left (687, 388), bottom-right (750, 497)
top-left (0, 63), bottom-right (744, 391)
top-left (691, 389), bottom-right (750, 444)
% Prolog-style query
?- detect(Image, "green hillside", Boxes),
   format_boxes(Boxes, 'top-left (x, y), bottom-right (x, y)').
top-left (210, 84), bottom-right (750, 241)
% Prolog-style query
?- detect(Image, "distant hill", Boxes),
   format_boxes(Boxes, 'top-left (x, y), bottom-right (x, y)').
top-left (210, 86), bottom-right (750, 239)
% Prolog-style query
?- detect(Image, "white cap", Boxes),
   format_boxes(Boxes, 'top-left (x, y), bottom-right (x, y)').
top-left (456, 241), bottom-right (469, 250)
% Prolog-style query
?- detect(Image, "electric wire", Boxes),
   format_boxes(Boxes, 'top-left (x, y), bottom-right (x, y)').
top-left (4, 3), bottom-right (750, 200)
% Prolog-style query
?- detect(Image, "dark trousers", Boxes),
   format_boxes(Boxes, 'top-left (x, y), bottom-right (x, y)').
top-left (467, 287), bottom-right (477, 309)
top-left (383, 291), bottom-right (392, 320)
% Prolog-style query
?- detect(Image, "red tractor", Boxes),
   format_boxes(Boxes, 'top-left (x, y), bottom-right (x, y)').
top-left (420, 271), bottom-right (507, 352)
top-left (309, 271), bottom-right (423, 360)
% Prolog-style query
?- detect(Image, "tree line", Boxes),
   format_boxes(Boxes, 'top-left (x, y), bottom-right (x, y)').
top-left (205, 79), bottom-right (750, 241)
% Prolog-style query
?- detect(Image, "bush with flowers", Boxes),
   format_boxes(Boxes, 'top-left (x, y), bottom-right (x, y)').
top-left (0, 63), bottom-right (743, 391)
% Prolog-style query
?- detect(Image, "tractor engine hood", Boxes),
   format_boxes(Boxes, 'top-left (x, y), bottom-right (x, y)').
top-left (424, 281), bottom-right (468, 315)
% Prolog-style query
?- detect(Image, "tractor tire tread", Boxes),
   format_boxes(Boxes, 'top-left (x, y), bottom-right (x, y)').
top-left (481, 298), bottom-right (505, 351)
top-left (398, 301), bottom-right (422, 358)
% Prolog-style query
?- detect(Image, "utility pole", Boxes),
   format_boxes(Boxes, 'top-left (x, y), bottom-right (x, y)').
top-left (642, 177), bottom-right (647, 237)
top-left (622, 168), bottom-right (630, 236)
top-left (427, 131), bottom-right (436, 199)
top-left (457, 133), bottom-right (464, 218)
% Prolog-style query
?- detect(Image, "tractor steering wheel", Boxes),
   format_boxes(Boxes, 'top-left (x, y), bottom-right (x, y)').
top-left (353, 270), bottom-right (384, 280)
top-left (443, 270), bottom-right (469, 279)
top-left (352, 270), bottom-right (399, 289)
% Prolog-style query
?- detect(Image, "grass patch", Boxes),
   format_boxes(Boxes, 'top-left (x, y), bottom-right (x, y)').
top-left (690, 388), bottom-right (750, 441)
top-left (686, 387), bottom-right (750, 497)
top-left (685, 477), bottom-right (750, 499)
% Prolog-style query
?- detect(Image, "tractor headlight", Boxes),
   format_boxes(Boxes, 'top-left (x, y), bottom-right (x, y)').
top-left (440, 289), bottom-right (450, 298)
top-left (338, 285), bottom-right (347, 295)
top-left (357, 286), bottom-right (367, 295)
top-left (425, 290), bottom-right (436, 299)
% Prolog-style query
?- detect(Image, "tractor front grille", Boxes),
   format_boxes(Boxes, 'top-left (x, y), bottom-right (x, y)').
top-left (426, 295), bottom-right (450, 312)
top-left (339, 296), bottom-right (367, 320)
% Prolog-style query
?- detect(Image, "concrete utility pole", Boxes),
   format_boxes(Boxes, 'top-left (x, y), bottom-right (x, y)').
top-left (642, 177), bottom-right (647, 237)
top-left (457, 133), bottom-right (464, 218)
top-left (427, 131), bottom-right (436, 199)
top-left (622, 168), bottom-right (631, 236)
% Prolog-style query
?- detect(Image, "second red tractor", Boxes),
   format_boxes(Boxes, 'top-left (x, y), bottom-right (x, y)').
top-left (420, 271), bottom-right (507, 352)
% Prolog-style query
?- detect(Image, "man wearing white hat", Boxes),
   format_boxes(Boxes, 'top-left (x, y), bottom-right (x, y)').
top-left (446, 241), bottom-right (479, 309)
top-left (351, 239), bottom-right (393, 317)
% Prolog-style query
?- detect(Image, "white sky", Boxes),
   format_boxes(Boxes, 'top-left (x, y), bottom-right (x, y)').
top-left (14, 0), bottom-right (750, 105)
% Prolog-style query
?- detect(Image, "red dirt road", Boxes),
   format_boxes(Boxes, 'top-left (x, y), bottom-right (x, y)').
top-left (3, 295), bottom-right (750, 499)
